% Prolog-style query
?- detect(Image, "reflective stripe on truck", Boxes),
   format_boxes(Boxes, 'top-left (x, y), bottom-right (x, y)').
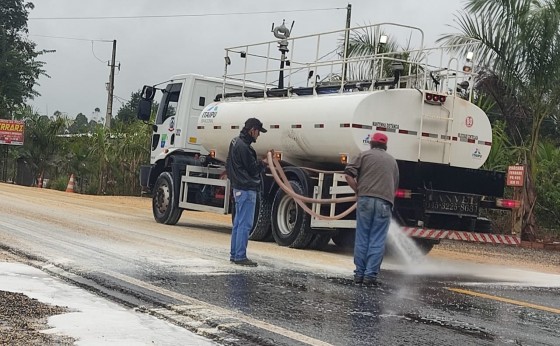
top-left (402, 227), bottom-right (521, 245)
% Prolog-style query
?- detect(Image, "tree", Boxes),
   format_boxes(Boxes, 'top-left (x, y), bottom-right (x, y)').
top-left (534, 141), bottom-right (560, 230)
top-left (115, 91), bottom-right (142, 125)
top-left (0, 1), bottom-right (51, 118)
top-left (114, 90), bottom-right (159, 127)
top-left (68, 113), bottom-right (88, 133)
top-left (342, 25), bottom-right (400, 82)
top-left (20, 111), bottom-right (65, 182)
top-left (439, 0), bottom-right (560, 240)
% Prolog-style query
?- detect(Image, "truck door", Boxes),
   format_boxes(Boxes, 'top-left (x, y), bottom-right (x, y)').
top-left (150, 83), bottom-right (182, 163)
top-left (183, 81), bottom-right (223, 155)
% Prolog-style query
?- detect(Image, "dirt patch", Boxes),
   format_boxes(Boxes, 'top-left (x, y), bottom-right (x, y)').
top-left (0, 249), bottom-right (75, 345)
top-left (430, 240), bottom-right (560, 274)
top-left (0, 251), bottom-right (13, 262)
top-left (0, 290), bottom-right (75, 345)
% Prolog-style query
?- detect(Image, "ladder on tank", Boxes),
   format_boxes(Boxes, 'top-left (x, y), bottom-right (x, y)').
top-left (417, 90), bottom-right (455, 164)
top-left (416, 56), bottom-right (474, 164)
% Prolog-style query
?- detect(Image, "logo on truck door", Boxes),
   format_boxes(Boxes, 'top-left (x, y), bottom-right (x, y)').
top-left (465, 116), bottom-right (474, 128)
top-left (200, 105), bottom-right (219, 124)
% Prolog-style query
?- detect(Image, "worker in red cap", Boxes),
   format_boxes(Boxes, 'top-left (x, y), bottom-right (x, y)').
top-left (344, 132), bottom-right (399, 286)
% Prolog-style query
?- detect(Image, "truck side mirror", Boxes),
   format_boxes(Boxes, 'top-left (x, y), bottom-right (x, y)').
top-left (137, 99), bottom-right (152, 122)
top-left (141, 85), bottom-right (156, 101)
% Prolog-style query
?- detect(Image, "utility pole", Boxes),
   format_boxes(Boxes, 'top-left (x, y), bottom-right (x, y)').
top-left (342, 3), bottom-right (352, 82)
top-left (105, 39), bottom-right (117, 129)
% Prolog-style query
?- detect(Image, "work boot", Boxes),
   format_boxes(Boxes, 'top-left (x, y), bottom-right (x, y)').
top-left (354, 275), bottom-right (364, 284)
top-left (233, 258), bottom-right (258, 267)
top-left (362, 277), bottom-right (378, 287)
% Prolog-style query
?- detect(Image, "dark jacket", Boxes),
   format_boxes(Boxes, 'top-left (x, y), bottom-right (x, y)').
top-left (226, 131), bottom-right (264, 191)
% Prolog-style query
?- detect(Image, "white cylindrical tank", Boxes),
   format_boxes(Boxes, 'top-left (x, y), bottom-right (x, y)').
top-left (197, 89), bottom-right (492, 169)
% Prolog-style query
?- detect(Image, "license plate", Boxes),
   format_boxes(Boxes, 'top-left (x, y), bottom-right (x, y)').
top-left (425, 191), bottom-right (480, 216)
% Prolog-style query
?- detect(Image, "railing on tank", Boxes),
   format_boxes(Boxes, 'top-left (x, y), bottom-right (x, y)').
top-left (219, 23), bottom-right (477, 103)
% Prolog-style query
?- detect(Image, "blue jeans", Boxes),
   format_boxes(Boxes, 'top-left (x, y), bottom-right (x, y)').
top-left (230, 189), bottom-right (256, 261)
top-left (354, 196), bottom-right (392, 279)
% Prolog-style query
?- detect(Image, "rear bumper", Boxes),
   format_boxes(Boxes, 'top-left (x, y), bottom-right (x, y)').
top-left (402, 227), bottom-right (520, 245)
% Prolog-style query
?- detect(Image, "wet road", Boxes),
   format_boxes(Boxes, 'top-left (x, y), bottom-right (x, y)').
top-left (0, 185), bottom-right (559, 345)
top-left (136, 266), bottom-right (559, 345)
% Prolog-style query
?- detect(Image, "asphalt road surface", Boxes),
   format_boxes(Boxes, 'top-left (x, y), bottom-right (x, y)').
top-left (0, 183), bottom-right (559, 345)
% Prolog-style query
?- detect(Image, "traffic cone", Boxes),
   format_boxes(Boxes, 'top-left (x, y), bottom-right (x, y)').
top-left (65, 174), bottom-right (76, 193)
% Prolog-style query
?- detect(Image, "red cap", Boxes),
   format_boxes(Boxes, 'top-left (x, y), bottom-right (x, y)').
top-left (371, 132), bottom-right (388, 144)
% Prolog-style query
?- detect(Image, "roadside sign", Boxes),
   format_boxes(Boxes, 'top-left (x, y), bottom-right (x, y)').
top-left (0, 119), bottom-right (25, 145)
top-left (506, 165), bottom-right (525, 187)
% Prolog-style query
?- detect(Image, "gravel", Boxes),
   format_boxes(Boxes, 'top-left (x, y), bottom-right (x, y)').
top-left (0, 290), bottom-right (75, 345)
top-left (0, 251), bottom-right (75, 345)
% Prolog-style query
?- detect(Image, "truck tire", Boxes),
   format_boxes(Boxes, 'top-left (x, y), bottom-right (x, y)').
top-left (153, 172), bottom-right (183, 225)
top-left (413, 239), bottom-right (435, 254)
top-left (271, 180), bottom-right (313, 248)
top-left (307, 233), bottom-right (332, 250)
top-left (251, 191), bottom-right (273, 241)
top-left (475, 217), bottom-right (493, 233)
top-left (331, 230), bottom-right (355, 250)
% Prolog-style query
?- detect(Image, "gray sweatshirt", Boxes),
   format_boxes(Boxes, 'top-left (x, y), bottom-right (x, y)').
top-left (344, 148), bottom-right (399, 206)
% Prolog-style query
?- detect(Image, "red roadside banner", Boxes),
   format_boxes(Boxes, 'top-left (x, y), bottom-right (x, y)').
top-left (0, 119), bottom-right (25, 145)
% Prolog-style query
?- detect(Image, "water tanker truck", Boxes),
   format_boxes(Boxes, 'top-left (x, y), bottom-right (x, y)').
top-left (137, 23), bottom-right (520, 253)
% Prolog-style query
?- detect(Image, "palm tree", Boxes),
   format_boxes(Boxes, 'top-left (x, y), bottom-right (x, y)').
top-left (534, 141), bottom-right (560, 228)
top-left (439, 0), bottom-right (560, 240)
top-left (107, 121), bottom-right (151, 195)
top-left (342, 25), bottom-right (398, 81)
top-left (20, 110), bottom-right (65, 183)
top-left (89, 125), bottom-right (111, 194)
top-left (338, 24), bottom-right (427, 95)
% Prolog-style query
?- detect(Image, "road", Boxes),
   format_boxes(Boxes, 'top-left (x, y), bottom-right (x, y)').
top-left (0, 183), bottom-right (559, 345)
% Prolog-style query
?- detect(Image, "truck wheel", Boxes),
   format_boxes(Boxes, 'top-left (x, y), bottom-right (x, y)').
top-left (475, 217), bottom-right (493, 233)
top-left (271, 180), bottom-right (313, 248)
top-left (153, 172), bottom-right (183, 225)
top-left (331, 230), bottom-right (355, 249)
top-left (250, 191), bottom-right (273, 241)
top-left (413, 239), bottom-right (435, 254)
top-left (307, 233), bottom-right (332, 250)
top-left (230, 191), bottom-right (272, 241)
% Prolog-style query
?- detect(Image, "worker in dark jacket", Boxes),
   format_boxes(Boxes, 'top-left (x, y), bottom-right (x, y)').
top-left (344, 132), bottom-right (399, 286)
top-left (226, 117), bottom-right (269, 267)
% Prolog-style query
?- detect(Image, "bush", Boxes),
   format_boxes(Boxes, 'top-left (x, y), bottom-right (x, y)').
top-left (535, 141), bottom-right (560, 234)
top-left (49, 175), bottom-right (69, 191)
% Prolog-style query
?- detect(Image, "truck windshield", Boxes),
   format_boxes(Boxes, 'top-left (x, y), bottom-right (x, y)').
top-left (155, 83), bottom-right (182, 125)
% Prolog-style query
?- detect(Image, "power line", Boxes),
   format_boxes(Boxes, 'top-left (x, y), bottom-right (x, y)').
top-left (91, 41), bottom-right (108, 63)
top-left (113, 95), bottom-right (127, 106)
top-left (28, 7), bottom-right (345, 20)
top-left (30, 34), bottom-right (112, 42)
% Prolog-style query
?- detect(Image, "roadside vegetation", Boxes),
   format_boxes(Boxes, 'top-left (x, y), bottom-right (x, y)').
top-left (0, 0), bottom-right (558, 240)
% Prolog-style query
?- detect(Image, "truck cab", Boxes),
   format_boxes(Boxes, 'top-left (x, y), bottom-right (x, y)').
top-left (147, 74), bottom-right (228, 165)
top-left (138, 74), bottom-right (262, 192)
